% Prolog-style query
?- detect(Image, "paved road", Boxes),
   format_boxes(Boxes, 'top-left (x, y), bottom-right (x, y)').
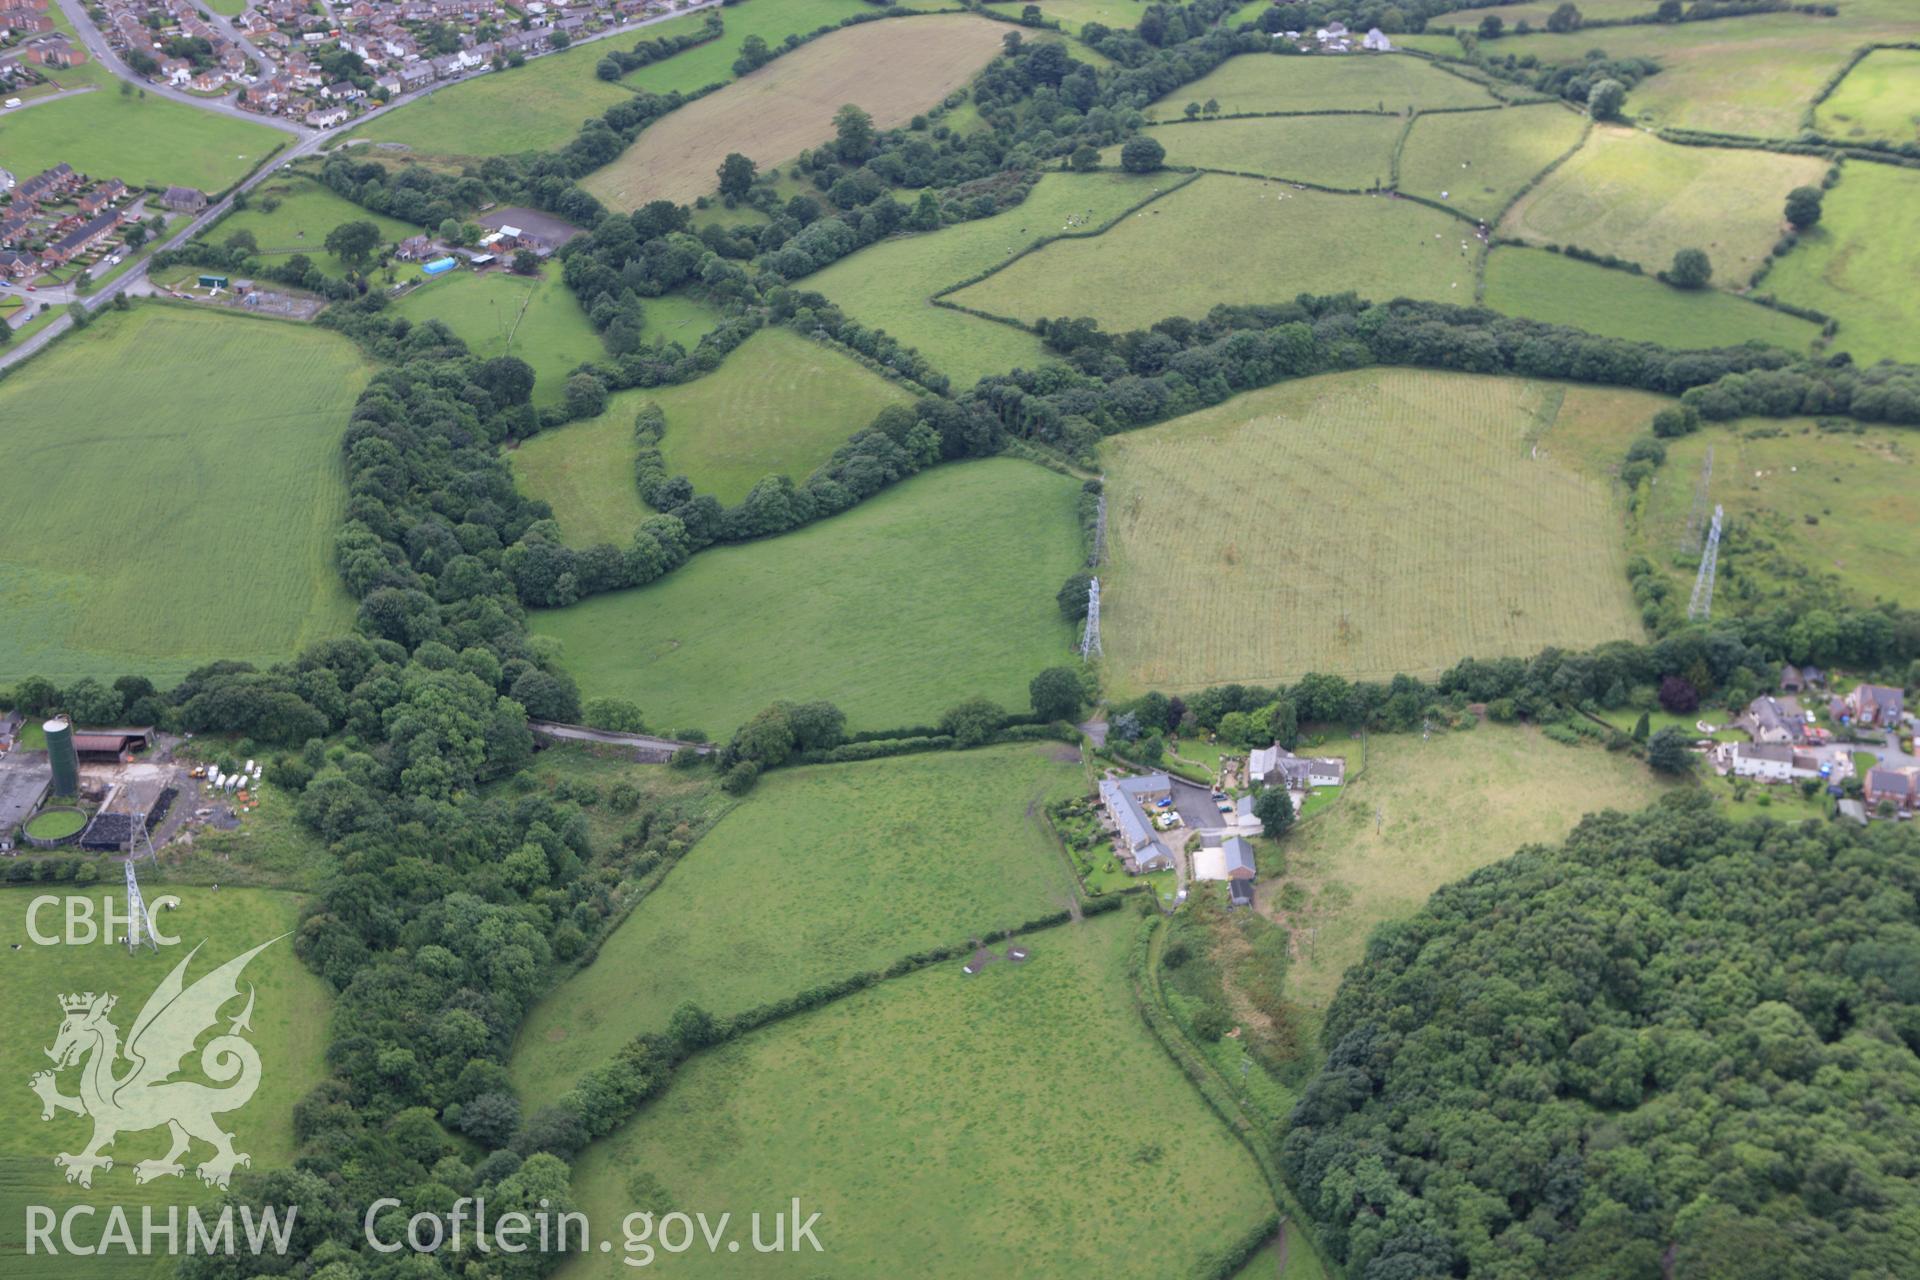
top-left (1, 84), bottom-right (99, 115)
top-left (529, 720), bottom-right (714, 757)
top-left (0, 0), bottom-right (722, 369)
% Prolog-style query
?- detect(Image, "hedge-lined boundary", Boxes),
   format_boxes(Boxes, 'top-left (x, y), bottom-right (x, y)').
top-left (1127, 914), bottom-right (1334, 1278)
top-left (927, 169), bottom-right (1202, 309)
top-left (1473, 111), bottom-right (1594, 300)
top-left (553, 896), bottom-right (1131, 1145)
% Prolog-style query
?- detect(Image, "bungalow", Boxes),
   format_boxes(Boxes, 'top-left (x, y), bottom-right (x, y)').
top-left (1191, 835), bottom-right (1256, 883)
top-left (161, 185), bottom-right (208, 213)
top-left (1846, 684), bottom-right (1906, 728)
top-left (1738, 696), bottom-right (1801, 746)
top-left (1864, 767), bottom-right (1919, 812)
top-left (1248, 745), bottom-right (1344, 789)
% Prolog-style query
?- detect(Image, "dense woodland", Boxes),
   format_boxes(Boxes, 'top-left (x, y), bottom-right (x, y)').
top-left (1284, 797), bottom-right (1920, 1279)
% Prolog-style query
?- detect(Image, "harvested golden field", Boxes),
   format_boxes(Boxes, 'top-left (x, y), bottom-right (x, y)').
top-left (1099, 368), bottom-right (1647, 694)
top-left (583, 14), bottom-right (1009, 209)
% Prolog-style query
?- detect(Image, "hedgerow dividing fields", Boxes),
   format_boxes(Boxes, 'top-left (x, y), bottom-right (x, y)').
top-left (1815, 47), bottom-right (1920, 143)
top-left (0, 86), bottom-right (283, 191)
top-left (531, 458), bottom-right (1083, 736)
top-left (554, 911), bottom-right (1275, 1280)
top-left (584, 14), bottom-right (1009, 209)
top-left (1396, 101), bottom-right (1587, 223)
top-left (1482, 247), bottom-right (1819, 352)
top-left (803, 169), bottom-right (1169, 387)
top-left (0, 307), bottom-right (366, 685)
top-left (511, 743), bottom-right (1085, 1097)
top-left (1099, 368), bottom-right (1647, 695)
top-left (1117, 114), bottom-right (1404, 189)
top-left (949, 175), bottom-right (1472, 332)
top-left (1156, 52), bottom-right (1497, 116)
top-left (0, 887), bottom-right (331, 1280)
top-left (1500, 125), bottom-right (1826, 284)
top-left (1766, 161), bottom-right (1920, 366)
top-left (510, 325), bottom-right (910, 541)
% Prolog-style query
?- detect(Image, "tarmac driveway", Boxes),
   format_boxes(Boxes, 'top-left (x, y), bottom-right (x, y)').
top-left (1170, 779), bottom-right (1224, 833)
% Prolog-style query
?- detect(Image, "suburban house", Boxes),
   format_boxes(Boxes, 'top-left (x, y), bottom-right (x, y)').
top-left (39, 209), bottom-right (122, 266)
top-left (1248, 745), bottom-right (1345, 789)
top-left (1864, 767), bottom-right (1919, 812)
top-left (1723, 743), bottom-right (1820, 783)
top-left (15, 162), bottom-right (78, 205)
top-left (1098, 772), bottom-right (1176, 873)
top-left (1738, 696), bottom-right (1802, 745)
top-left (76, 178), bottom-right (126, 214)
top-left (1846, 684), bottom-right (1906, 728)
top-left (0, 250), bottom-right (34, 278)
top-left (1192, 835), bottom-right (1256, 883)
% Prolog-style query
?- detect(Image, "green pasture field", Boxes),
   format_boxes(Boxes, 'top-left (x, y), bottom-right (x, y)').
top-left (0, 88), bottom-right (282, 191)
top-left (984, 0), bottom-right (1164, 33)
top-left (0, 886), bottom-right (330, 1280)
top-left (1815, 47), bottom-right (1920, 144)
top-left (1630, 419), bottom-right (1920, 609)
top-left (353, 0), bottom-right (887, 159)
top-left (1117, 113), bottom-right (1404, 189)
top-left (950, 175), bottom-right (1473, 331)
top-left (1500, 125), bottom-right (1825, 284)
top-left (1482, 246), bottom-right (1820, 351)
top-left (555, 910), bottom-right (1275, 1280)
top-left (1397, 101), bottom-right (1587, 222)
top-left (804, 168), bottom-right (1168, 387)
top-left (510, 325), bottom-right (909, 540)
top-left (583, 14), bottom-right (1008, 209)
top-left (511, 743), bottom-right (1086, 1097)
top-left (215, 176), bottom-right (419, 275)
top-left (530, 458), bottom-right (1083, 736)
top-left (1438, 0), bottom-right (1661, 25)
top-left (393, 268), bottom-right (601, 406)
top-left (1099, 368), bottom-right (1648, 694)
top-left (1261, 725), bottom-right (1670, 1012)
top-left (1153, 52), bottom-right (1497, 117)
top-left (1479, 1), bottom-right (1915, 137)
top-left (0, 306), bottom-right (366, 686)
top-left (1766, 160), bottom-right (1920, 366)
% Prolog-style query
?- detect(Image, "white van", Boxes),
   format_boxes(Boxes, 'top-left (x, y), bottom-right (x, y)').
top-left (3, 98), bottom-right (22, 109)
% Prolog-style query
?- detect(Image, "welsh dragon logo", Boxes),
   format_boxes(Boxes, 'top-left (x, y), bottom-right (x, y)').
top-left (28, 937), bottom-right (283, 1190)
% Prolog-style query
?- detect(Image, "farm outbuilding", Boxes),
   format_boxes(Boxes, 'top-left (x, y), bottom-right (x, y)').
top-left (0, 757), bottom-right (54, 852)
top-left (422, 257), bottom-right (457, 276)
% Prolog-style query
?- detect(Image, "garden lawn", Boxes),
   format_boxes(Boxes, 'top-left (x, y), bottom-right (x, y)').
top-left (0, 86), bottom-right (283, 191)
top-left (1397, 100), bottom-right (1587, 222)
top-left (1099, 368), bottom-right (1648, 693)
top-left (1483, 246), bottom-right (1819, 352)
top-left (530, 458), bottom-right (1083, 737)
top-left (511, 743), bottom-right (1086, 1096)
top-left (1815, 47), bottom-right (1920, 144)
top-left (0, 886), bottom-right (330, 1280)
top-left (214, 175), bottom-right (418, 275)
top-left (1156, 52), bottom-right (1497, 116)
top-left (553, 910), bottom-right (1274, 1280)
top-left (513, 326), bottom-right (912, 531)
top-left (0, 306), bottom-right (366, 685)
top-left (1499, 125), bottom-right (1826, 284)
top-left (584, 14), bottom-right (1009, 209)
top-left (1120, 113), bottom-right (1404, 189)
top-left (950, 175), bottom-right (1471, 331)
top-left (393, 268), bottom-right (600, 406)
top-left (804, 168), bottom-right (1167, 387)
top-left (1766, 161), bottom-right (1920, 366)
top-left (1262, 725), bottom-right (1671, 1011)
